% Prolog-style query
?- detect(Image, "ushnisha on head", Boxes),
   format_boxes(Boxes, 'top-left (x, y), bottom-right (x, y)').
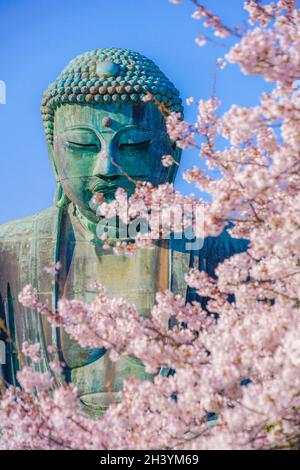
top-left (41, 48), bottom-right (183, 219)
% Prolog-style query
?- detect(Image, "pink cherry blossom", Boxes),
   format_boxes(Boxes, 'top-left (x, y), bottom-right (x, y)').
top-left (161, 154), bottom-right (177, 167)
top-left (195, 35), bottom-right (207, 47)
top-left (22, 342), bottom-right (41, 363)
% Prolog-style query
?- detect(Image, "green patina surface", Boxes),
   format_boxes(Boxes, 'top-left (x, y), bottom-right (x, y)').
top-left (0, 48), bottom-right (248, 415)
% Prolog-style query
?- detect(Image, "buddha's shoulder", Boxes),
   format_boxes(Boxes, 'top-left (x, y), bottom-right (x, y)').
top-left (171, 227), bottom-right (249, 279)
top-left (172, 226), bottom-right (249, 256)
top-left (0, 206), bottom-right (59, 243)
top-left (202, 228), bottom-right (249, 258)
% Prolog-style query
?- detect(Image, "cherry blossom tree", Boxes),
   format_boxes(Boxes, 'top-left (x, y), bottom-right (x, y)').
top-left (1, 0), bottom-right (300, 450)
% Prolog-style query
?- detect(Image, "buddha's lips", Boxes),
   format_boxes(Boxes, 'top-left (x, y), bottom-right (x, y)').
top-left (90, 182), bottom-right (118, 193)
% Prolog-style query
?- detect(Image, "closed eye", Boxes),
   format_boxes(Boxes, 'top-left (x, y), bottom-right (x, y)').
top-left (119, 140), bottom-right (152, 150)
top-left (66, 141), bottom-right (100, 151)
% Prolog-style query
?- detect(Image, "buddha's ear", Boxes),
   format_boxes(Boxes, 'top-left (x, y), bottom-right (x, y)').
top-left (173, 145), bottom-right (182, 165)
top-left (47, 143), bottom-right (70, 208)
top-left (47, 143), bottom-right (59, 180)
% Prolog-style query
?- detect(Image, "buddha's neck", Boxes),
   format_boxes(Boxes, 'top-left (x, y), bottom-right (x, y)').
top-left (74, 206), bottom-right (98, 237)
top-left (73, 205), bottom-right (131, 242)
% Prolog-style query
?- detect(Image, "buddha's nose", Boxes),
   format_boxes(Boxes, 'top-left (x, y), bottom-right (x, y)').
top-left (93, 145), bottom-right (121, 178)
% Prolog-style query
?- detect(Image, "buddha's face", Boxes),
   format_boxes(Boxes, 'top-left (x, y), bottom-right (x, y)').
top-left (52, 103), bottom-right (179, 219)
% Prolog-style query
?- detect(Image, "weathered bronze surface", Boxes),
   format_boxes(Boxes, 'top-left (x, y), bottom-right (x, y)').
top-left (0, 48), bottom-right (248, 415)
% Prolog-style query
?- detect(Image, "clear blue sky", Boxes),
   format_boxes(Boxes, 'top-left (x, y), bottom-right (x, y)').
top-left (0, 0), bottom-right (273, 224)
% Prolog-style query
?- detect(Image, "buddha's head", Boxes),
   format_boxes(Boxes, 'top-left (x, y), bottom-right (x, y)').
top-left (41, 48), bottom-right (183, 221)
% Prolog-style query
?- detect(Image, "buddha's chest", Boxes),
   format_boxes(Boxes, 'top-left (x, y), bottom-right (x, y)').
top-left (58, 233), bottom-right (173, 414)
top-left (61, 238), bottom-right (170, 318)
